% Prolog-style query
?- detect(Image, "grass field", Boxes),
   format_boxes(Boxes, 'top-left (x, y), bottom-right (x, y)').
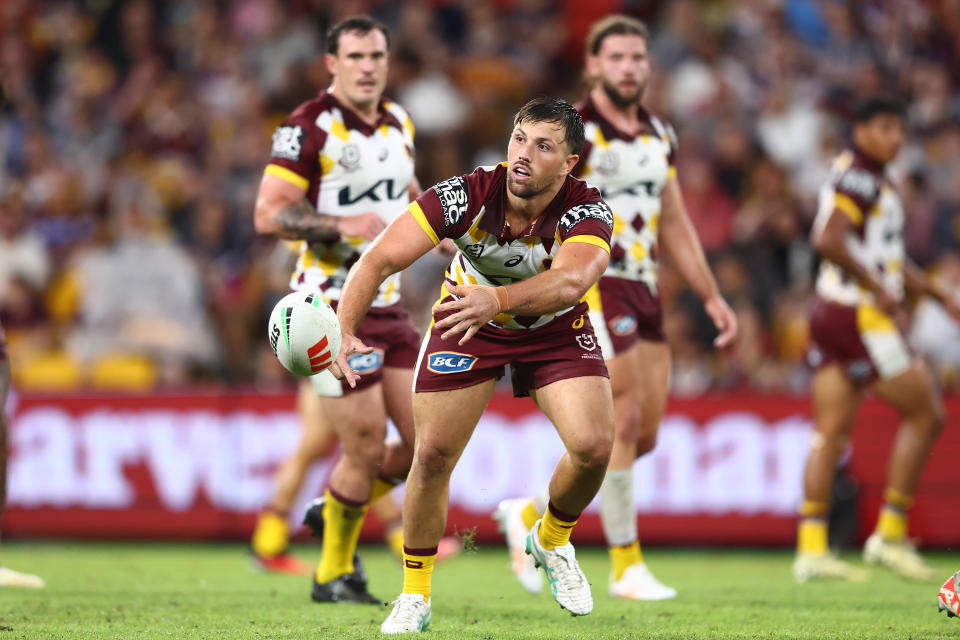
top-left (0, 542), bottom-right (956, 639)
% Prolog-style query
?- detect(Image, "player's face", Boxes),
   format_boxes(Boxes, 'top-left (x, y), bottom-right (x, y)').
top-left (326, 29), bottom-right (389, 110)
top-left (855, 114), bottom-right (904, 164)
top-left (506, 120), bottom-right (578, 199)
top-left (587, 33), bottom-right (650, 108)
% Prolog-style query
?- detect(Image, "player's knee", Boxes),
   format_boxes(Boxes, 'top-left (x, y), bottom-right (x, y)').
top-left (413, 441), bottom-right (457, 478)
top-left (569, 431), bottom-right (613, 471)
top-left (614, 401), bottom-right (644, 444)
top-left (634, 430), bottom-right (658, 457)
top-left (919, 400), bottom-right (945, 438)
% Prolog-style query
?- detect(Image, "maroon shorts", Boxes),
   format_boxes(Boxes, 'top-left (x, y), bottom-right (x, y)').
top-left (588, 276), bottom-right (664, 358)
top-left (330, 301), bottom-right (421, 394)
top-left (414, 301), bottom-right (609, 398)
top-left (807, 297), bottom-right (911, 384)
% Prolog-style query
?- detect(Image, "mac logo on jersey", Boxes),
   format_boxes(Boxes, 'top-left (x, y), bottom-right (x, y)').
top-left (427, 352), bottom-right (477, 374)
top-left (347, 349), bottom-right (384, 375)
top-left (434, 176), bottom-right (468, 227)
top-left (559, 202), bottom-right (614, 233)
top-left (271, 125), bottom-right (304, 161)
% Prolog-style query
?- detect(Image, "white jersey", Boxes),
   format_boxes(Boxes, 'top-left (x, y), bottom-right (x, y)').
top-left (813, 148), bottom-right (905, 307)
top-left (573, 97), bottom-right (677, 296)
top-left (264, 90), bottom-right (416, 307)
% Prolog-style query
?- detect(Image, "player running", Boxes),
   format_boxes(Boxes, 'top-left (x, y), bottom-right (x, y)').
top-left (494, 15), bottom-right (737, 601)
top-left (794, 96), bottom-right (960, 582)
top-left (0, 322), bottom-right (44, 589)
top-left (330, 97), bottom-right (616, 633)
top-left (252, 15), bottom-right (423, 603)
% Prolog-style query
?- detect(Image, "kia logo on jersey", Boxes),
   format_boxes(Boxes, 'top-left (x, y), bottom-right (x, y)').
top-left (427, 352), bottom-right (478, 374)
top-left (347, 349), bottom-right (384, 374)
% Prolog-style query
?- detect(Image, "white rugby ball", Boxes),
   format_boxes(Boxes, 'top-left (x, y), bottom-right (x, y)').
top-left (268, 291), bottom-right (341, 376)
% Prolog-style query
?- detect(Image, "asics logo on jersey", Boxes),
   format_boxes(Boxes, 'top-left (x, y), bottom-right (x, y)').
top-left (559, 202), bottom-right (614, 233)
top-left (426, 352), bottom-right (477, 374)
top-left (271, 126), bottom-right (304, 161)
top-left (347, 349), bottom-right (384, 374)
top-left (434, 176), bottom-right (468, 227)
top-left (338, 179), bottom-right (406, 206)
top-left (504, 255), bottom-right (523, 267)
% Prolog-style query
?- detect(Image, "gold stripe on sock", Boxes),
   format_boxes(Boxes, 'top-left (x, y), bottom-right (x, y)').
top-left (882, 488), bottom-right (913, 511)
top-left (609, 541), bottom-right (643, 580)
top-left (402, 548), bottom-right (437, 600)
top-left (521, 500), bottom-right (541, 531)
top-left (314, 489), bottom-right (368, 583)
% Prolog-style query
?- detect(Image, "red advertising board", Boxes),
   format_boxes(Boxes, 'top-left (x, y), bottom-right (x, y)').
top-left (4, 391), bottom-right (959, 547)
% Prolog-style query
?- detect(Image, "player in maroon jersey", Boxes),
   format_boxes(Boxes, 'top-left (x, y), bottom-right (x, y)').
top-left (331, 97), bottom-right (616, 633)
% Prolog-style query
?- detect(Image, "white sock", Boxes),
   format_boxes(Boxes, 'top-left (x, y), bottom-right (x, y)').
top-left (599, 468), bottom-right (637, 546)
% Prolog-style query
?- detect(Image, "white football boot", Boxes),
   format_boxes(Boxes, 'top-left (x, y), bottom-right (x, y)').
top-left (525, 520), bottom-right (593, 616)
top-left (493, 498), bottom-right (542, 594)
top-left (0, 566), bottom-right (45, 588)
top-left (863, 533), bottom-right (938, 580)
top-left (609, 563), bottom-right (677, 600)
top-left (793, 552), bottom-right (869, 583)
top-left (381, 594), bottom-right (431, 634)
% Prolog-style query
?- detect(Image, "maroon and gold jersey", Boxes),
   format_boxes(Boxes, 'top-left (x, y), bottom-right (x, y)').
top-left (812, 147), bottom-right (905, 308)
top-left (264, 91), bottom-right (416, 307)
top-left (408, 164), bottom-right (613, 330)
top-left (573, 96), bottom-right (677, 296)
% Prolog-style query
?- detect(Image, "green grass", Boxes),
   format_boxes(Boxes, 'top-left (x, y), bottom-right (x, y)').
top-left (0, 542), bottom-right (956, 638)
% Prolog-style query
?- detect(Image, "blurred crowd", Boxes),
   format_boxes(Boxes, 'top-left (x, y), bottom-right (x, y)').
top-left (1, 0), bottom-right (959, 394)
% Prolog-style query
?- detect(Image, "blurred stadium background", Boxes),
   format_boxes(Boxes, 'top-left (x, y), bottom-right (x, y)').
top-left (1, 0), bottom-right (959, 548)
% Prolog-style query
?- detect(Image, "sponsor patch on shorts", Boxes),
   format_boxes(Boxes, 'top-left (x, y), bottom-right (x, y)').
top-left (348, 349), bottom-right (384, 374)
top-left (426, 352), bottom-right (477, 374)
top-left (610, 314), bottom-right (637, 336)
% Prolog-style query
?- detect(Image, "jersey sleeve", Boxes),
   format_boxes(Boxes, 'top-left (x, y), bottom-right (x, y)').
top-left (263, 111), bottom-right (322, 191)
top-left (557, 199), bottom-right (614, 253)
top-left (651, 115), bottom-right (678, 179)
top-left (832, 167), bottom-right (880, 227)
top-left (407, 175), bottom-right (471, 246)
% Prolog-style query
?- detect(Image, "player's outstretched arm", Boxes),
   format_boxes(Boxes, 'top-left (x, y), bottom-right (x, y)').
top-left (330, 212), bottom-right (436, 386)
top-left (660, 178), bottom-right (738, 348)
top-left (253, 174), bottom-right (386, 242)
top-left (434, 241), bottom-right (609, 344)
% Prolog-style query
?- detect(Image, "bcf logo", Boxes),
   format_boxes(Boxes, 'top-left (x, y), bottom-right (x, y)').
top-left (427, 352), bottom-right (478, 374)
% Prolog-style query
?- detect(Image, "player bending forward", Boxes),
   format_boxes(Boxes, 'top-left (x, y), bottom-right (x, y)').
top-left (495, 14), bottom-right (737, 601)
top-left (331, 97), bottom-right (616, 633)
top-left (795, 96), bottom-right (960, 582)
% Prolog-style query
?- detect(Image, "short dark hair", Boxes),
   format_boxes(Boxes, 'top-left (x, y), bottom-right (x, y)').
top-left (513, 97), bottom-right (585, 155)
top-left (326, 15), bottom-right (390, 55)
top-left (586, 14), bottom-right (649, 57)
top-left (853, 96), bottom-right (906, 124)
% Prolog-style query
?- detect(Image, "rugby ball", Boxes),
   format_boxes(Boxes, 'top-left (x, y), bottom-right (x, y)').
top-left (268, 292), bottom-right (341, 376)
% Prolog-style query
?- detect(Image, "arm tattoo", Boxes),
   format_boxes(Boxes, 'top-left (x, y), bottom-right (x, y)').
top-left (275, 200), bottom-right (340, 242)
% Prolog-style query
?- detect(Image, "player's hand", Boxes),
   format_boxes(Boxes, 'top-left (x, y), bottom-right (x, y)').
top-left (433, 282), bottom-right (501, 345)
top-left (432, 238), bottom-right (457, 256)
top-left (337, 213), bottom-right (387, 241)
top-left (328, 332), bottom-right (373, 388)
top-left (705, 295), bottom-right (738, 349)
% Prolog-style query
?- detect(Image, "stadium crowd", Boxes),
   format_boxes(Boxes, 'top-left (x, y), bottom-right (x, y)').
top-left (1, 0), bottom-right (959, 393)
